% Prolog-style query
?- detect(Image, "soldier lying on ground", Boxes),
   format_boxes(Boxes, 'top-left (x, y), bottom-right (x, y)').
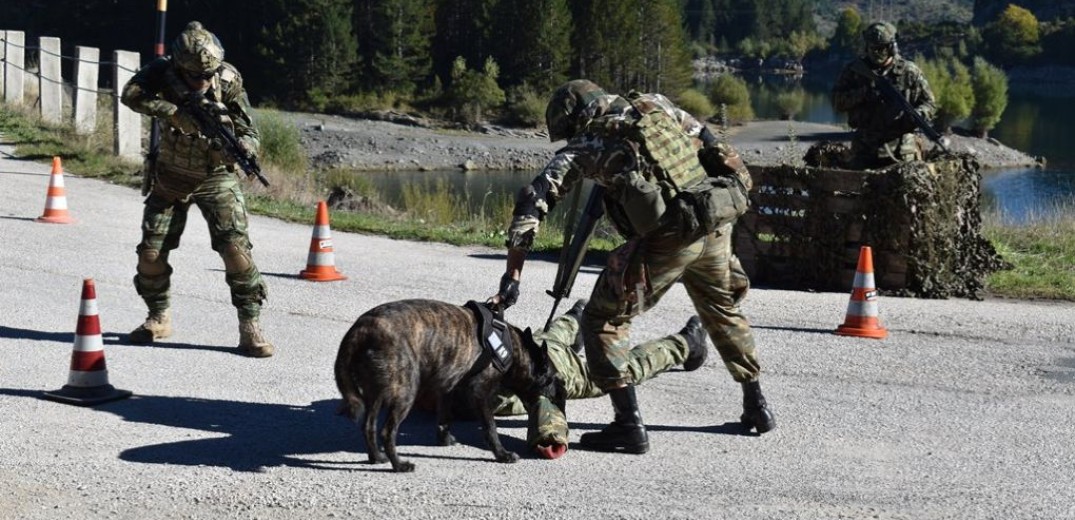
top-left (439, 299), bottom-right (707, 459)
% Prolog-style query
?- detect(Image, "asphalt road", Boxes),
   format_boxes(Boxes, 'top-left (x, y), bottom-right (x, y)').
top-left (1, 145), bottom-right (1073, 520)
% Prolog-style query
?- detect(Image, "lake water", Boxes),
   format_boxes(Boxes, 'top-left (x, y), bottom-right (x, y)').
top-left (358, 72), bottom-right (1075, 224)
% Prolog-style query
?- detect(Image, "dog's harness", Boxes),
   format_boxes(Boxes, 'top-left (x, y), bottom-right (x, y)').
top-left (463, 300), bottom-right (513, 378)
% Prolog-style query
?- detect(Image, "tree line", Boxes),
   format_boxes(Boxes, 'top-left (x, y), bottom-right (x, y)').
top-left (5, 0), bottom-right (1066, 132)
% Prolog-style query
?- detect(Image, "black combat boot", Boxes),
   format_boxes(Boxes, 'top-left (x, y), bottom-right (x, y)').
top-left (579, 386), bottom-right (649, 454)
top-left (564, 299), bottom-right (587, 353)
top-left (680, 316), bottom-right (708, 372)
top-left (741, 380), bottom-right (776, 433)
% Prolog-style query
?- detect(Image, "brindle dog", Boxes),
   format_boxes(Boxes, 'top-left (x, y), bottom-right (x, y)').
top-left (334, 299), bottom-right (565, 472)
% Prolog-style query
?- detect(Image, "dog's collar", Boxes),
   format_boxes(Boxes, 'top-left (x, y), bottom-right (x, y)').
top-left (463, 300), bottom-right (513, 376)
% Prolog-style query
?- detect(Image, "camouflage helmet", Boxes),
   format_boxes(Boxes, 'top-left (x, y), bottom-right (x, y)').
top-left (864, 22), bottom-right (897, 45)
top-left (172, 21), bottom-right (224, 76)
top-left (545, 79), bottom-right (607, 142)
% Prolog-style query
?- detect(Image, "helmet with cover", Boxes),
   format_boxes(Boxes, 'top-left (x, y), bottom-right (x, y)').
top-left (172, 21), bottom-right (225, 78)
top-left (862, 22), bottom-right (898, 66)
top-left (545, 79), bottom-right (607, 142)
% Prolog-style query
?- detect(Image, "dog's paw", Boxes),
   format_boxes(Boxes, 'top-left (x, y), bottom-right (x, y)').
top-left (495, 451), bottom-right (520, 464)
top-left (369, 452), bottom-right (389, 464)
top-left (392, 461), bottom-right (416, 473)
top-left (438, 432), bottom-right (457, 446)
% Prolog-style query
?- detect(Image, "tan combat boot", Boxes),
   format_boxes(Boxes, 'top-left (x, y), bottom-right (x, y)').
top-left (129, 310), bottom-right (173, 345)
top-left (238, 319), bottom-right (275, 358)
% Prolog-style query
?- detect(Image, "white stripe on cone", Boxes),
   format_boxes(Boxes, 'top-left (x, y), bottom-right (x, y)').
top-left (307, 251), bottom-right (337, 266)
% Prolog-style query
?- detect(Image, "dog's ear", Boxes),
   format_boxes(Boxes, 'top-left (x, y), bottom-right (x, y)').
top-left (522, 327), bottom-right (535, 344)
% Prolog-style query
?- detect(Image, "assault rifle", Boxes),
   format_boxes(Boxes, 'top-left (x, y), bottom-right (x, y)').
top-left (544, 183), bottom-right (605, 331)
top-left (183, 92), bottom-right (271, 186)
top-left (143, 121), bottom-right (161, 196)
top-left (851, 62), bottom-right (949, 153)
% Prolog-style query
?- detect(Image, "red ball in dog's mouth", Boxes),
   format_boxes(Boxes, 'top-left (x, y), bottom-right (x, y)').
top-left (534, 442), bottom-right (568, 459)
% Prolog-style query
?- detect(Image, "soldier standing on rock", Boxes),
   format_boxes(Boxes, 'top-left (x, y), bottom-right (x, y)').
top-left (832, 21), bottom-right (937, 169)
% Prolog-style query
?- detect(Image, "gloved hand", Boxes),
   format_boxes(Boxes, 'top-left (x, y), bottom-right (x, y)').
top-left (168, 108), bottom-right (200, 135)
top-left (487, 273), bottom-right (520, 312)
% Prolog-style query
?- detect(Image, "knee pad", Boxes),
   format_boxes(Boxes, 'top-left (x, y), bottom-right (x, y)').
top-left (137, 249), bottom-right (168, 277)
top-left (221, 242), bottom-right (253, 274)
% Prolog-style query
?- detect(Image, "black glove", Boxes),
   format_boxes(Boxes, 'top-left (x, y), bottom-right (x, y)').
top-left (497, 273), bottom-right (520, 310)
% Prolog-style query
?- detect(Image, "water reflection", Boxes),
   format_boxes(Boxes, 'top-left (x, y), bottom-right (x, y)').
top-left (981, 167), bottom-right (1075, 223)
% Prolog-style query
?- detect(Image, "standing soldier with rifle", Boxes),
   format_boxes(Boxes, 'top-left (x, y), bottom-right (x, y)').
top-left (121, 21), bottom-right (274, 358)
top-left (487, 80), bottom-right (776, 454)
top-left (832, 21), bottom-right (938, 169)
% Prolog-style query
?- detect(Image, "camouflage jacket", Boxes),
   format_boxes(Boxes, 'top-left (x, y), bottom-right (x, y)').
top-left (831, 56), bottom-right (936, 146)
top-left (506, 92), bottom-right (710, 250)
top-left (121, 57), bottom-right (259, 175)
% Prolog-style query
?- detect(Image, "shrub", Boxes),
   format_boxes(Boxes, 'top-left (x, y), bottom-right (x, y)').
top-left (675, 88), bottom-right (715, 121)
top-left (503, 84), bottom-right (548, 127)
top-left (970, 57), bottom-right (1009, 138)
top-left (707, 74), bottom-right (754, 123)
top-left (774, 89), bottom-right (805, 120)
top-left (253, 109), bottom-right (308, 175)
top-left (919, 56), bottom-right (973, 133)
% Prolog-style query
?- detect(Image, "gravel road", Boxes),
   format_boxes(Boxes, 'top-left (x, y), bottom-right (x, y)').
top-left (1, 141), bottom-right (1072, 520)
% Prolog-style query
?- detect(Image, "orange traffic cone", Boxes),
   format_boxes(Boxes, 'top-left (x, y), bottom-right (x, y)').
top-left (835, 246), bottom-right (888, 339)
top-left (36, 156), bottom-right (74, 224)
top-left (299, 200), bottom-right (347, 282)
top-left (44, 278), bottom-right (132, 406)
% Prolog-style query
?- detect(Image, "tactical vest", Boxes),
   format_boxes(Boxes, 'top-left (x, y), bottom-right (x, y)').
top-left (586, 94), bottom-right (707, 237)
top-left (157, 62), bottom-right (236, 185)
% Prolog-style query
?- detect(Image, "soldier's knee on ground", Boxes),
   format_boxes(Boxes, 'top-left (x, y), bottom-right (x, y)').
top-left (221, 242), bottom-right (253, 274)
top-left (137, 248), bottom-right (168, 277)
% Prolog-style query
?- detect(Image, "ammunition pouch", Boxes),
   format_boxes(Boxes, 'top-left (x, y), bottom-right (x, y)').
top-left (608, 170), bottom-right (669, 237)
top-left (670, 176), bottom-right (750, 237)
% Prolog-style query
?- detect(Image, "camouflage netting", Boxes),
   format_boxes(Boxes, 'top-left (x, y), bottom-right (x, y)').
top-left (734, 143), bottom-right (1008, 299)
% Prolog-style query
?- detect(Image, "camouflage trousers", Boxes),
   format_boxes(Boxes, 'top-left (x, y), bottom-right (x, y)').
top-left (582, 222), bottom-right (760, 390)
top-left (134, 170), bottom-right (267, 319)
top-left (493, 313), bottom-right (690, 416)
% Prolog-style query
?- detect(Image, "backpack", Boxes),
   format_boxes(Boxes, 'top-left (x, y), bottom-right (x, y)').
top-left (586, 93), bottom-right (749, 237)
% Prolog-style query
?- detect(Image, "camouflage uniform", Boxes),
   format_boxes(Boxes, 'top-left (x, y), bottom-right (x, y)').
top-left (492, 312), bottom-right (690, 416)
top-left (506, 91), bottom-right (760, 389)
top-left (121, 22), bottom-right (271, 357)
top-left (832, 22), bottom-right (937, 169)
top-left (494, 80), bottom-right (775, 453)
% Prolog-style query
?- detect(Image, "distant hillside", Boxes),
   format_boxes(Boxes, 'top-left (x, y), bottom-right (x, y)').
top-left (816, 0), bottom-right (973, 27)
top-left (973, 0), bottom-right (1075, 24)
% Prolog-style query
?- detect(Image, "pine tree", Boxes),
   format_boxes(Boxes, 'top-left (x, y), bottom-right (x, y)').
top-left (358, 0), bottom-right (436, 95)
top-left (256, 0), bottom-right (358, 106)
top-left (491, 0), bottom-right (572, 92)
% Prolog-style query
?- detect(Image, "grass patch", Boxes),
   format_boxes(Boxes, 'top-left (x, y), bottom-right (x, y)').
top-left (983, 205), bottom-right (1075, 300)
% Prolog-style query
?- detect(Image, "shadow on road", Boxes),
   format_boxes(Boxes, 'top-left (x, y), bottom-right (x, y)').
top-left (752, 324), bottom-right (834, 335)
top-left (0, 325), bottom-right (124, 345)
top-left (0, 388), bottom-right (529, 472)
top-left (0, 324), bottom-right (239, 354)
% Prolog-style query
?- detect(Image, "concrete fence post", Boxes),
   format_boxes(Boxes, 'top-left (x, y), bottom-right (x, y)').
top-left (1, 31), bottom-right (6, 99)
top-left (74, 46), bottom-right (100, 135)
top-left (38, 36), bottom-right (63, 124)
top-left (113, 50), bottom-right (141, 160)
top-left (3, 31), bottom-right (24, 106)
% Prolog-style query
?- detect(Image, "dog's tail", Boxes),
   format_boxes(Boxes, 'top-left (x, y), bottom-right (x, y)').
top-left (334, 328), bottom-right (366, 421)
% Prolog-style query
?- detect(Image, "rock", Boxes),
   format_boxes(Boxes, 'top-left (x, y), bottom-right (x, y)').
top-left (461, 159), bottom-right (477, 171)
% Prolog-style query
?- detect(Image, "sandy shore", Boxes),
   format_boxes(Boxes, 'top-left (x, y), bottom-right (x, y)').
top-left (287, 112), bottom-right (1042, 173)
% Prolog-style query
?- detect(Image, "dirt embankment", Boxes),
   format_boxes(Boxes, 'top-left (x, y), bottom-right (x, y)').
top-left (286, 111), bottom-right (1042, 173)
